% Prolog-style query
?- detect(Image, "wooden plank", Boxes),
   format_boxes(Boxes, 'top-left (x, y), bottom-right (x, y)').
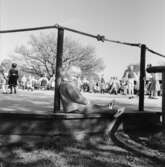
top-left (147, 66), bottom-right (165, 73)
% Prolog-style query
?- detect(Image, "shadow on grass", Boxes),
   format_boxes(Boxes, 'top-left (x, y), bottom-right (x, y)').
top-left (0, 110), bottom-right (162, 166)
top-left (0, 115), bottom-right (134, 167)
top-left (0, 159), bottom-right (56, 167)
top-left (109, 118), bottom-right (165, 166)
top-left (0, 134), bottom-right (136, 167)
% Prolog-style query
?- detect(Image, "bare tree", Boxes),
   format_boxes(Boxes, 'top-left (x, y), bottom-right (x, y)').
top-left (11, 32), bottom-right (104, 79)
top-left (0, 59), bottom-right (12, 75)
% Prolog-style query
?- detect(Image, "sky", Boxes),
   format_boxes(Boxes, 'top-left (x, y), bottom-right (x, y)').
top-left (0, 0), bottom-right (165, 79)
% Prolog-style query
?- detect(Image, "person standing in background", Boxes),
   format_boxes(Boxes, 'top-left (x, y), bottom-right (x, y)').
top-left (124, 66), bottom-right (138, 99)
top-left (100, 75), bottom-right (105, 94)
top-left (1, 72), bottom-right (8, 94)
top-left (8, 63), bottom-right (19, 94)
top-left (21, 75), bottom-right (27, 90)
top-left (149, 73), bottom-right (160, 99)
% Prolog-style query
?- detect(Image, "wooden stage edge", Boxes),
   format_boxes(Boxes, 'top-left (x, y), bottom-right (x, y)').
top-left (0, 109), bottom-right (162, 120)
top-left (0, 109), bottom-right (161, 139)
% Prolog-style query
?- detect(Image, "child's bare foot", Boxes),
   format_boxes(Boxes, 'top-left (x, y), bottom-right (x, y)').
top-left (108, 99), bottom-right (116, 109)
top-left (113, 107), bottom-right (125, 118)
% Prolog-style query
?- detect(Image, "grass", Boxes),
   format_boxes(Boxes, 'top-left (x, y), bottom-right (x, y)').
top-left (0, 133), bottom-right (164, 167)
top-left (0, 91), bottom-right (163, 166)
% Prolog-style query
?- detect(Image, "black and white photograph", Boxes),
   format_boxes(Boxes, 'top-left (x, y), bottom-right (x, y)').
top-left (0, 0), bottom-right (164, 166)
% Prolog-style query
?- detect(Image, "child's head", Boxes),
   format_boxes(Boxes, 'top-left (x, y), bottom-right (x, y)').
top-left (63, 65), bottom-right (82, 81)
top-left (12, 63), bottom-right (17, 68)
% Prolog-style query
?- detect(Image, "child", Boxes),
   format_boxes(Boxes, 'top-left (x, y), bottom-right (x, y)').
top-left (8, 63), bottom-right (19, 94)
top-left (26, 76), bottom-right (34, 91)
top-left (1, 72), bottom-right (8, 94)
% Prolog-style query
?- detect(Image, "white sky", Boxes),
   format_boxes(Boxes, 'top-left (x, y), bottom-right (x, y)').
top-left (0, 0), bottom-right (165, 79)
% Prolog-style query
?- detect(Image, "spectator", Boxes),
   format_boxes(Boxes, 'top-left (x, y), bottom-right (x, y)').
top-left (1, 72), bottom-right (8, 94)
top-left (39, 74), bottom-right (49, 90)
top-left (120, 78), bottom-right (128, 95)
top-left (26, 75), bottom-right (34, 91)
top-left (49, 74), bottom-right (55, 90)
top-left (8, 63), bottom-right (19, 94)
top-left (100, 75), bottom-right (106, 94)
top-left (109, 77), bottom-right (119, 95)
top-left (124, 66), bottom-right (138, 99)
top-left (149, 73), bottom-right (160, 99)
top-left (81, 77), bottom-right (90, 92)
top-left (93, 82), bottom-right (100, 93)
top-left (21, 75), bottom-right (27, 90)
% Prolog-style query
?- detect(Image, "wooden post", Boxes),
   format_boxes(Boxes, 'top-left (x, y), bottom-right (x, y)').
top-left (139, 44), bottom-right (146, 111)
top-left (162, 72), bottom-right (165, 127)
top-left (54, 28), bottom-right (64, 112)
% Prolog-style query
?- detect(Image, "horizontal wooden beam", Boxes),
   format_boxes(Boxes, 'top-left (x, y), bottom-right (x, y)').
top-left (146, 66), bottom-right (165, 73)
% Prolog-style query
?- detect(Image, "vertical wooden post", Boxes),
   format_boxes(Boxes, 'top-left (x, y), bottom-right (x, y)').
top-left (54, 28), bottom-right (64, 112)
top-left (139, 44), bottom-right (146, 111)
top-left (162, 72), bottom-right (165, 127)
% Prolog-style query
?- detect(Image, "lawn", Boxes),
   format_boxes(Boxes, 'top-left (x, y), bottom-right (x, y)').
top-left (0, 90), bottom-right (164, 167)
top-left (0, 132), bottom-right (164, 167)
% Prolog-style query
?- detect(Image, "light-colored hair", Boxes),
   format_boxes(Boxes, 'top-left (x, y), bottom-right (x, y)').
top-left (62, 65), bottom-right (81, 81)
top-left (68, 66), bottom-right (81, 75)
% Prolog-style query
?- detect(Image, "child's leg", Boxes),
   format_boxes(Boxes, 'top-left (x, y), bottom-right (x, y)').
top-left (82, 100), bottom-right (117, 114)
top-left (82, 103), bottom-right (125, 118)
top-left (9, 85), bottom-right (12, 94)
top-left (5, 85), bottom-right (8, 93)
top-left (14, 86), bottom-right (16, 94)
top-left (2, 84), bottom-right (5, 93)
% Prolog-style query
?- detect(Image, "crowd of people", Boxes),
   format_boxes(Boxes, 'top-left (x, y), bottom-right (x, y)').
top-left (19, 74), bottom-right (55, 91)
top-left (0, 63), bottom-right (56, 94)
top-left (79, 65), bottom-right (161, 99)
top-left (0, 64), bottom-right (161, 99)
top-left (0, 73), bottom-right (56, 94)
